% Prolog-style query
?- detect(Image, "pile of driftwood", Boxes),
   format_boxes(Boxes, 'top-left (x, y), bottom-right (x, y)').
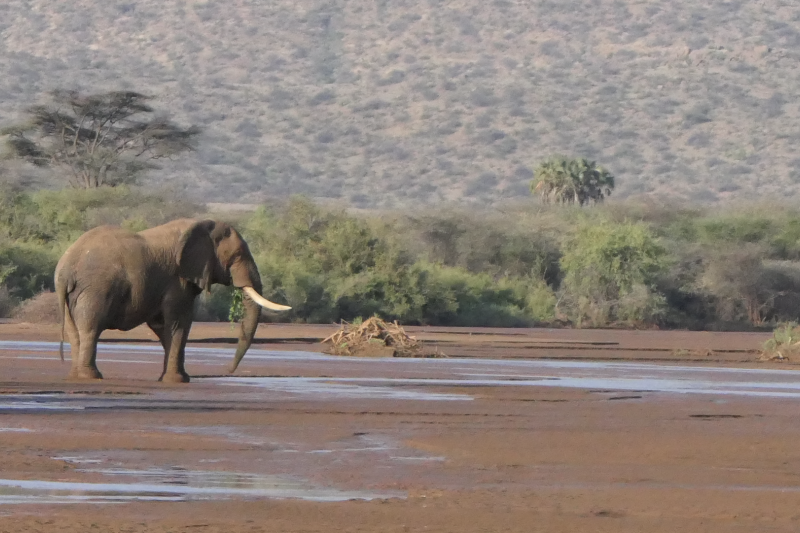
top-left (322, 317), bottom-right (445, 358)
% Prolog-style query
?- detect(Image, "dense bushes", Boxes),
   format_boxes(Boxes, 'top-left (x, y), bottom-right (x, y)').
top-left (3, 188), bottom-right (800, 330)
top-left (235, 198), bottom-right (800, 329)
top-left (238, 198), bottom-right (551, 326)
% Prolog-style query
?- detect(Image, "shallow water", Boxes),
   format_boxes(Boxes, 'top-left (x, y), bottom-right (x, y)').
top-left (208, 361), bottom-right (800, 400)
top-left (4, 341), bottom-right (800, 401)
top-left (0, 467), bottom-right (404, 504)
top-left (0, 399), bottom-right (84, 411)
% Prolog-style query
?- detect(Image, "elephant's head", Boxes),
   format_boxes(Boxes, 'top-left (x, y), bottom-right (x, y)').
top-left (175, 219), bottom-right (290, 374)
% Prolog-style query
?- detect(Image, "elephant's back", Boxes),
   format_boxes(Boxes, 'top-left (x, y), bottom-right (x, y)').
top-left (61, 226), bottom-right (146, 268)
top-left (58, 227), bottom-right (148, 287)
top-left (69, 225), bottom-right (142, 248)
top-left (57, 227), bottom-right (152, 330)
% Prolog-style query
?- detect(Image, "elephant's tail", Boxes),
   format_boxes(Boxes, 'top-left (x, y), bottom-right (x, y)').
top-left (56, 275), bottom-right (71, 363)
top-left (58, 290), bottom-right (66, 363)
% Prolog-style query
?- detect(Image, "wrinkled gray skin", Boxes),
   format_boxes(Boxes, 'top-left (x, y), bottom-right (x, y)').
top-left (55, 219), bottom-right (272, 382)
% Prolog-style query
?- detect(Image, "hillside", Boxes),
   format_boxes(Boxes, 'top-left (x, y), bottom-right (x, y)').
top-left (1, 0), bottom-right (799, 207)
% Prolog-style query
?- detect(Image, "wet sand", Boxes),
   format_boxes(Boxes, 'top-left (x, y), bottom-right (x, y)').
top-left (3, 322), bottom-right (800, 532)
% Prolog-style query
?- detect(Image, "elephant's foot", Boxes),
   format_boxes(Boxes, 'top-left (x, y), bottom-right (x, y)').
top-left (68, 366), bottom-right (103, 380)
top-left (159, 371), bottom-right (191, 383)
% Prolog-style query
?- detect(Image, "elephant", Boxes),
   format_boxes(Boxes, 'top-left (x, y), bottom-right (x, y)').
top-left (54, 218), bottom-right (291, 382)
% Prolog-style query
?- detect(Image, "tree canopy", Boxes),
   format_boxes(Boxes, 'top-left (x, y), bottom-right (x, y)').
top-left (530, 156), bottom-right (615, 206)
top-left (1, 90), bottom-right (200, 188)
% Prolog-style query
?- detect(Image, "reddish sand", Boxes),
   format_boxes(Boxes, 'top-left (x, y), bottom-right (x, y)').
top-left (2, 322), bottom-right (800, 533)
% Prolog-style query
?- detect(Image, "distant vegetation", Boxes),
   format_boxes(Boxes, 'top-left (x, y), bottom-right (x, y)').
top-left (3, 188), bottom-right (800, 331)
top-left (0, 1), bottom-right (798, 205)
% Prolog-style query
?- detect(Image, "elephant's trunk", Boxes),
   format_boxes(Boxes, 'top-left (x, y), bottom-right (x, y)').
top-left (229, 290), bottom-right (261, 374)
top-left (227, 255), bottom-right (291, 373)
top-left (227, 254), bottom-right (263, 373)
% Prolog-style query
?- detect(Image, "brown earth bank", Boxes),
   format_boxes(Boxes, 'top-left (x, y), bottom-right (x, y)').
top-left (2, 324), bottom-right (800, 532)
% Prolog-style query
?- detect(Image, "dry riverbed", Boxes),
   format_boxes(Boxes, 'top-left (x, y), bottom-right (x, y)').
top-left (2, 322), bottom-right (800, 533)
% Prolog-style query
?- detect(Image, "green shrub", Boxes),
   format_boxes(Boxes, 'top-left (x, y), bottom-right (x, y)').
top-left (696, 216), bottom-right (774, 245)
top-left (769, 219), bottom-right (800, 260)
top-left (0, 241), bottom-right (59, 299)
top-left (560, 220), bottom-right (668, 326)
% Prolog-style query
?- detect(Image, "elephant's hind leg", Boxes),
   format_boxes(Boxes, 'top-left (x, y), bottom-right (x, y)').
top-left (63, 302), bottom-right (81, 369)
top-left (68, 327), bottom-right (103, 380)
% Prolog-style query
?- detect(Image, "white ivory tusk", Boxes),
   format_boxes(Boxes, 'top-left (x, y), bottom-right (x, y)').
top-left (242, 286), bottom-right (292, 311)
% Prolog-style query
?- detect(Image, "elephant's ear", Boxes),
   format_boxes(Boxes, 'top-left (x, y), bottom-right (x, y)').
top-left (177, 222), bottom-right (216, 292)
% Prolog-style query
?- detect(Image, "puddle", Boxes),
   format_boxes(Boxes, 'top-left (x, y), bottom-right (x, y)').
top-left (161, 425), bottom-right (273, 446)
top-left (307, 434), bottom-right (395, 454)
top-left (0, 394), bottom-right (256, 414)
top-left (208, 377), bottom-right (472, 401)
top-left (390, 456), bottom-right (446, 462)
top-left (0, 398), bottom-right (84, 411)
top-left (53, 456), bottom-right (104, 464)
top-left (0, 468), bottom-right (404, 504)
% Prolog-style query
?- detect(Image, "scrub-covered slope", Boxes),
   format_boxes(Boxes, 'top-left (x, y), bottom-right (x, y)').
top-left (0, 1), bottom-right (797, 206)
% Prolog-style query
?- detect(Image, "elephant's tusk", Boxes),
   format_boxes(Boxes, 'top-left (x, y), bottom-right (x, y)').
top-left (243, 286), bottom-right (292, 311)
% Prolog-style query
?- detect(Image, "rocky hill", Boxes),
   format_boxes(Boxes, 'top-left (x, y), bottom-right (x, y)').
top-left (1, 0), bottom-right (798, 207)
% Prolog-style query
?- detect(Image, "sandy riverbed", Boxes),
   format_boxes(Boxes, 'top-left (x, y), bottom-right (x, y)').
top-left (2, 322), bottom-right (799, 532)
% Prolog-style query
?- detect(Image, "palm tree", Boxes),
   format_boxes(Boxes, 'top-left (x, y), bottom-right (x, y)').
top-left (530, 156), bottom-right (614, 206)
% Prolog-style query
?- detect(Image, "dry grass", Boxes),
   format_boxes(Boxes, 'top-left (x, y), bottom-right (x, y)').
top-left (12, 291), bottom-right (60, 324)
top-left (759, 322), bottom-right (800, 362)
top-left (322, 317), bottom-right (445, 358)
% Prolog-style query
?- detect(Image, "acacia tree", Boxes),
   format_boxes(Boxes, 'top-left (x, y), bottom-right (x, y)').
top-left (530, 156), bottom-right (615, 206)
top-left (1, 90), bottom-right (200, 188)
